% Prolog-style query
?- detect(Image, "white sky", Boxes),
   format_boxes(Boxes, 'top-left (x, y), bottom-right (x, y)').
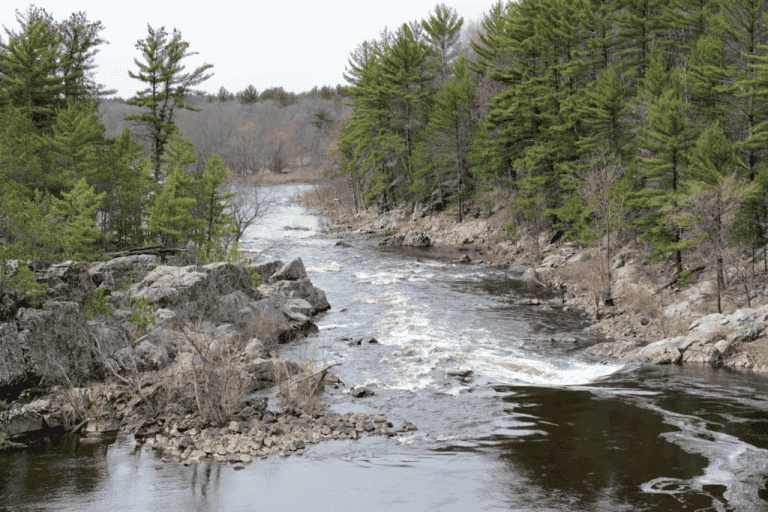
top-left (3, 1), bottom-right (499, 99)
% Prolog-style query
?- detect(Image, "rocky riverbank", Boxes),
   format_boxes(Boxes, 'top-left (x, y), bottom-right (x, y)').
top-left (318, 202), bottom-right (768, 377)
top-left (0, 252), bottom-right (418, 465)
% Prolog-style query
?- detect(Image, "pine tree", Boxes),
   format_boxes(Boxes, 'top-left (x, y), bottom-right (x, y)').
top-left (614, 0), bottom-right (664, 89)
top-left (39, 99), bottom-right (105, 193)
top-left (90, 127), bottom-right (154, 248)
top-left (428, 53), bottom-right (476, 221)
top-left (379, 23), bottom-right (435, 203)
top-left (53, 177), bottom-right (106, 261)
top-left (421, 3), bottom-right (464, 83)
top-left (125, 24), bottom-right (213, 180)
top-left (0, 17), bottom-right (75, 135)
top-left (687, 35), bottom-right (731, 126)
top-left (196, 153), bottom-right (236, 259)
top-left (573, 66), bottom-right (633, 163)
top-left (57, 11), bottom-right (116, 102)
top-left (631, 79), bottom-right (701, 272)
top-left (142, 164), bottom-right (202, 248)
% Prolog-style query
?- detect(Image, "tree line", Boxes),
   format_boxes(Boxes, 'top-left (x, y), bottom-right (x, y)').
top-left (326, 0), bottom-right (768, 313)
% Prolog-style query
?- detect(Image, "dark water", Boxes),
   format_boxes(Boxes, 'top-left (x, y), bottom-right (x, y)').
top-left (2, 185), bottom-right (767, 511)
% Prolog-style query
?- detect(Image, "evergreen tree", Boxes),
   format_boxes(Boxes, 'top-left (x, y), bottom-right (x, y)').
top-left (687, 35), bottom-right (731, 126)
top-left (427, 53), bottom-right (476, 221)
top-left (0, 17), bottom-right (75, 135)
top-left (421, 3), bottom-right (464, 83)
top-left (142, 164), bottom-right (202, 248)
top-left (39, 99), bottom-right (105, 192)
top-left (237, 85), bottom-right (259, 104)
top-left (631, 79), bottom-right (700, 272)
top-left (57, 11), bottom-right (116, 102)
top-left (573, 66), bottom-right (633, 163)
top-left (614, 0), bottom-right (664, 88)
top-left (52, 177), bottom-right (106, 261)
top-left (196, 153), bottom-right (236, 259)
top-left (90, 126), bottom-right (153, 248)
top-left (379, 23), bottom-right (435, 202)
top-left (125, 24), bottom-right (213, 180)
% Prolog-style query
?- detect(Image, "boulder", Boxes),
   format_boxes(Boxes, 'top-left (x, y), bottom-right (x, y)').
top-left (86, 320), bottom-right (129, 366)
top-left (1, 409), bottom-right (44, 436)
top-left (631, 337), bottom-right (702, 363)
top-left (681, 341), bottom-right (721, 364)
top-left (402, 231), bottom-right (431, 247)
top-left (285, 298), bottom-right (312, 316)
top-left (246, 359), bottom-right (301, 391)
top-left (245, 260), bottom-right (283, 284)
top-left (41, 261), bottom-right (96, 304)
top-left (127, 265), bottom-right (209, 310)
top-left (652, 346), bottom-right (683, 364)
top-left (0, 322), bottom-right (25, 389)
top-left (270, 258), bottom-right (307, 281)
top-left (17, 301), bottom-right (94, 382)
top-left (89, 255), bottom-right (159, 292)
top-left (125, 263), bottom-right (257, 317)
top-left (265, 278), bottom-right (330, 314)
top-left (243, 338), bottom-right (265, 358)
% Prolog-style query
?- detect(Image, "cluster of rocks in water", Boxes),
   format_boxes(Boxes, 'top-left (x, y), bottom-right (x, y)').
top-left (138, 410), bottom-right (417, 467)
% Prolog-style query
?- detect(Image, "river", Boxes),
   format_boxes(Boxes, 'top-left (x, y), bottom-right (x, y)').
top-left (1, 184), bottom-right (767, 511)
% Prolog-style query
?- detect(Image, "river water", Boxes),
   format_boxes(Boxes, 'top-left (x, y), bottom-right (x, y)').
top-left (2, 185), bottom-right (768, 511)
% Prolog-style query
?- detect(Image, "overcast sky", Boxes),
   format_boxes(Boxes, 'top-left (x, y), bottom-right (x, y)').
top-left (2, 1), bottom-right (500, 99)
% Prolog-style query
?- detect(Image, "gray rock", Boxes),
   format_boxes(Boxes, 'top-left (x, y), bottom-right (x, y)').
top-left (265, 278), bottom-right (330, 314)
top-left (42, 261), bottom-right (96, 303)
top-left (16, 302), bottom-right (93, 382)
top-left (664, 301), bottom-right (691, 317)
top-left (402, 231), bottom-right (431, 247)
top-left (0, 322), bottom-right (24, 389)
top-left (631, 337), bottom-right (702, 363)
top-left (243, 338), bottom-right (265, 358)
top-left (584, 340), bottom-right (641, 359)
top-left (1, 409), bottom-right (45, 436)
top-left (271, 258), bottom-right (307, 281)
top-left (651, 346), bottom-right (682, 364)
top-left (246, 260), bottom-right (284, 284)
top-left (286, 298), bottom-right (312, 316)
top-left (681, 341), bottom-right (720, 364)
top-left (133, 338), bottom-right (170, 370)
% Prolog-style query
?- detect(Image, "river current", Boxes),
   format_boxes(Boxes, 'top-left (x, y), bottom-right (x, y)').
top-left (1, 185), bottom-right (768, 511)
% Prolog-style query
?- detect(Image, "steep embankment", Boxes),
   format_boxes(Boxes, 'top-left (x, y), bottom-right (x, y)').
top-left (321, 203), bottom-right (768, 376)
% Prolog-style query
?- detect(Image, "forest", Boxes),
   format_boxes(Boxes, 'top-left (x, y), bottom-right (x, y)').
top-left (0, 4), bottom-right (351, 304)
top-left (326, 0), bottom-right (768, 314)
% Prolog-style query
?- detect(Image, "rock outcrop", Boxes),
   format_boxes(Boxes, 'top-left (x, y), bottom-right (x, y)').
top-left (0, 256), bottom-right (330, 390)
top-left (585, 304), bottom-right (768, 372)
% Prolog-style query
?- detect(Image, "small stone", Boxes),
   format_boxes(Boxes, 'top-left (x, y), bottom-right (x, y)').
top-left (240, 454), bottom-right (253, 463)
top-left (228, 421), bottom-right (240, 433)
top-left (372, 415), bottom-right (386, 423)
top-left (233, 465), bottom-right (245, 470)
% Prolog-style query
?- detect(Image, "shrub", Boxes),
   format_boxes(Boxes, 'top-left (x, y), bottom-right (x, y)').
top-left (83, 288), bottom-right (114, 319)
top-left (130, 296), bottom-right (158, 334)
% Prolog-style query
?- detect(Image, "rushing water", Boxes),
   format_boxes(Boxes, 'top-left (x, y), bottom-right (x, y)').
top-left (2, 184), bottom-right (768, 511)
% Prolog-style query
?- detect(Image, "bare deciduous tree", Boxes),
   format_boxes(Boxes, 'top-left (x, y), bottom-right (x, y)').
top-left (665, 173), bottom-right (756, 313)
top-left (575, 149), bottom-right (628, 303)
